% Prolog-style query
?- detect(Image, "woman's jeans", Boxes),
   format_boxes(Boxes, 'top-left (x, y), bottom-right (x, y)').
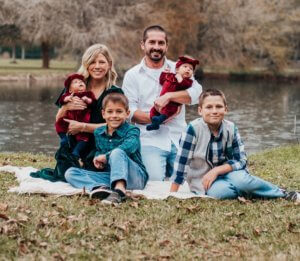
top-left (65, 148), bottom-right (148, 192)
top-left (206, 170), bottom-right (285, 199)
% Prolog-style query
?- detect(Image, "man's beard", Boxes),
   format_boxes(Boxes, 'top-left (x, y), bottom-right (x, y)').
top-left (147, 49), bottom-right (165, 62)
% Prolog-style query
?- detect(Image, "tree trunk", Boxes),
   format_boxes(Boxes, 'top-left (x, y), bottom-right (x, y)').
top-left (11, 45), bottom-right (17, 63)
top-left (41, 42), bottom-right (50, 69)
top-left (21, 46), bottom-right (25, 60)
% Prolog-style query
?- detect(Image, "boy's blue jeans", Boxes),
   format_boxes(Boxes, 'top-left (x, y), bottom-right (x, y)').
top-left (65, 148), bottom-right (148, 192)
top-left (206, 170), bottom-right (285, 199)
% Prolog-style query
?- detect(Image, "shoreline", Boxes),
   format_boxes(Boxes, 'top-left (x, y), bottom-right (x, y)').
top-left (0, 70), bottom-right (299, 83)
top-left (1, 59), bottom-right (299, 83)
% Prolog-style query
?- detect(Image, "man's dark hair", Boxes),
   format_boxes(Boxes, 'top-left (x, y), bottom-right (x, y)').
top-left (142, 25), bottom-right (168, 43)
top-left (102, 93), bottom-right (129, 111)
top-left (199, 89), bottom-right (227, 107)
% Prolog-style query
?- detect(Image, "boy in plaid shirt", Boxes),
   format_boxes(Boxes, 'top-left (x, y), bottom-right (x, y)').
top-left (170, 89), bottom-right (299, 202)
top-left (65, 93), bottom-right (148, 204)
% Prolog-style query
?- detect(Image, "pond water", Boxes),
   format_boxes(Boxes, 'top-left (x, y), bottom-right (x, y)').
top-left (0, 79), bottom-right (299, 155)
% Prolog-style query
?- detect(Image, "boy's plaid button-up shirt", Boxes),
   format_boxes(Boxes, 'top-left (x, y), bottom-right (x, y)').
top-left (94, 121), bottom-right (147, 175)
top-left (174, 122), bottom-right (247, 185)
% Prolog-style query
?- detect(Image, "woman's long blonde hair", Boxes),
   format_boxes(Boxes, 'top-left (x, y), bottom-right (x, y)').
top-left (78, 44), bottom-right (117, 89)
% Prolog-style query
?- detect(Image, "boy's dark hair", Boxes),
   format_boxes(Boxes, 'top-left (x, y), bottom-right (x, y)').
top-left (143, 25), bottom-right (168, 43)
top-left (199, 89), bottom-right (227, 107)
top-left (102, 93), bottom-right (129, 111)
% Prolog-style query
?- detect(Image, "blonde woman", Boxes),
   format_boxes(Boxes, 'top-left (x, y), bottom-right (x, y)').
top-left (57, 43), bottom-right (122, 133)
top-left (30, 44), bottom-right (123, 181)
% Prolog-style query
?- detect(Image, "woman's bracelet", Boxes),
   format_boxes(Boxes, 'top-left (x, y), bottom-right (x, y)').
top-left (81, 123), bottom-right (87, 132)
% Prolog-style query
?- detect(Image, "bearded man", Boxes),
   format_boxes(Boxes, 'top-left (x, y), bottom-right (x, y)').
top-left (122, 25), bottom-right (202, 181)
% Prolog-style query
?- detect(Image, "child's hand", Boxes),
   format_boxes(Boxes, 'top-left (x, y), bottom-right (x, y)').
top-left (170, 182), bottom-right (180, 192)
top-left (93, 155), bottom-right (107, 169)
top-left (64, 93), bottom-right (74, 103)
top-left (81, 96), bottom-right (92, 104)
top-left (163, 67), bottom-right (171, 73)
top-left (175, 73), bottom-right (183, 83)
top-left (202, 169), bottom-right (218, 191)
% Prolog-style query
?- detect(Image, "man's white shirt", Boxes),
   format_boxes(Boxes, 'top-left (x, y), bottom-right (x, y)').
top-left (122, 57), bottom-right (202, 151)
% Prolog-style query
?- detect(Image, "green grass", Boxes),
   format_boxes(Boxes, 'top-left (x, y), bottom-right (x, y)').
top-left (0, 58), bottom-right (77, 76)
top-left (0, 146), bottom-right (300, 260)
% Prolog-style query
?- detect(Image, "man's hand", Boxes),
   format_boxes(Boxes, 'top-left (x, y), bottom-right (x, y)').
top-left (154, 93), bottom-right (171, 113)
top-left (93, 154), bottom-right (107, 169)
top-left (202, 169), bottom-right (219, 191)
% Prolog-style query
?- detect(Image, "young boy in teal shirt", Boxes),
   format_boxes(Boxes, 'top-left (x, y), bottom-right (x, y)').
top-left (170, 89), bottom-right (299, 202)
top-left (65, 93), bottom-right (148, 204)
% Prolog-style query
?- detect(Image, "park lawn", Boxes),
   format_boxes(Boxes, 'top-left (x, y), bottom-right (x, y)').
top-left (0, 59), bottom-right (77, 76)
top-left (0, 146), bottom-right (299, 260)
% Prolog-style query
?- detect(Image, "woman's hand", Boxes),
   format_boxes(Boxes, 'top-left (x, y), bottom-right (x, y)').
top-left (202, 169), bottom-right (219, 191)
top-left (56, 97), bottom-right (87, 121)
top-left (64, 119), bottom-right (85, 135)
top-left (65, 96), bottom-right (87, 111)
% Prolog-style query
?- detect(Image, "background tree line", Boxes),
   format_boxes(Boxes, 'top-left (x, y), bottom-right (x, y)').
top-left (0, 0), bottom-right (299, 73)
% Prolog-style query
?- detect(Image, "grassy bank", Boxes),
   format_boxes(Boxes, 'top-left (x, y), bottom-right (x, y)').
top-left (0, 59), bottom-right (77, 77)
top-left (0, 145), bottom-right (299, 260)
top-left (0, 58), bottom-right (299, 82)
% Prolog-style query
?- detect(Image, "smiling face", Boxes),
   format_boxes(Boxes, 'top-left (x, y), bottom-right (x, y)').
top-left (87, 53), bottom-right (111, 81)
top-left (176, 63), bottom-right (194, 79)
top-left (102, 101), bottom-right (130, 133)
top-left (141, 30), bottom-right (168, 64)
top-left (69, 78), bottom-right (86, 93)
top-left (198, 95), bottom-right (228, 131)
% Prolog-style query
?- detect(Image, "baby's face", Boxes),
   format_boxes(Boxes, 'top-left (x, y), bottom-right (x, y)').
top-left (69, 79), bottom-right (86, 93)
top-left (177, 63), bottom-right (193, 78)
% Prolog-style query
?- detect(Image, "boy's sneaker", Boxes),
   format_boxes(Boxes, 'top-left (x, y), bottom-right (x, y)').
top-left (90, 186), bottom-right (112, 200)
top-left (284, 191), bottom-right (300, 202)
top-left (101, 190), bottom-right (126, 205)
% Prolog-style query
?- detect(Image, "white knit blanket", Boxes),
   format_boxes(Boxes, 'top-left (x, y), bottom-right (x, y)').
top-left (1, 165), bottom-right (208, 200)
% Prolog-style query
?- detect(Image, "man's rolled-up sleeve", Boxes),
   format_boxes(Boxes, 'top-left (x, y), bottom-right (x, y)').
top-left (122, 72), bottom-right (138, 122)
top-left (186, 79), bottom-right (202, 105)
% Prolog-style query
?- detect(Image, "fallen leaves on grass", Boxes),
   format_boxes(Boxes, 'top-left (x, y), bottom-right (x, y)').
top-left (287, 222), bottom-right (299, 233)
top-left (159, 240), bottom-right (171, 247)
top-left (238, 197), bottom-right (252, 204)
top-left (126, 191), bottom-right (146, 200)
top-left (0, 203), bottom-right (8, 211)
top-left (0, 213), bottom-right (9, 220)
top-left (184, 205), bottom-right (202, 213)
top-left (18, 242), bottom-right (29, 254)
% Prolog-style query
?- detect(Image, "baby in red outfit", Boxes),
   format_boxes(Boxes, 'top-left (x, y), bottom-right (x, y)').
top-left (55, 73), bottom-right (96, 159)
top-left (147, 56), bottom-right (199, 131)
